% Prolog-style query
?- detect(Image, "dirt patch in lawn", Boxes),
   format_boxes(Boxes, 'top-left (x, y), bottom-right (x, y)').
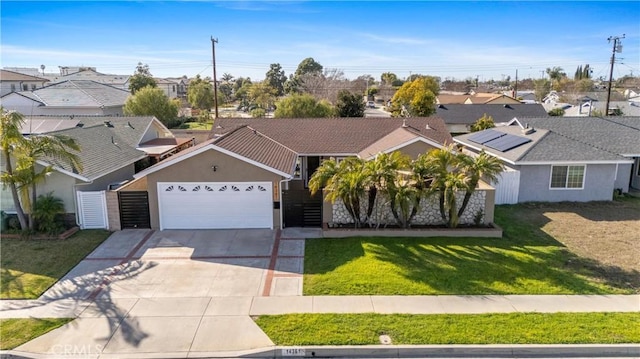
top-left (502, 198), bottom-right (640, 273)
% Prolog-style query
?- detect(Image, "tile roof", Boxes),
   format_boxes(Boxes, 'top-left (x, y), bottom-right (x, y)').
top-left (24, 80), bottom-right (130, 107)
top-left (214, 126), bottom-right (298, 175)
top-left (43, 124), bottom-right (146, 181)
top-left (210, 117), bottom-right (452, 155)
top-left (0, 69), bottom-right (49, 82)
top-left (436, 104), bottom-right (549, 125)
top-left (48, 69), bottom-right (130, 87)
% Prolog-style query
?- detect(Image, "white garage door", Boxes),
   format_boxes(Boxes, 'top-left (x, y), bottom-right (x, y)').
top-left (158, 182), bottom-right (273, 230)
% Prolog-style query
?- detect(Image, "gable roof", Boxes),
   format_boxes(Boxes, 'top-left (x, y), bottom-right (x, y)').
top-left (23, 116), bottom-right (163, 148)
top-left (436, 104), bottom-right (548, 125)
top-left (522, 116), bottom-right (640, 157)
top-left (357, 127), bottom-right (441, 159)
top-left (135, 125), bottom-right (297, 179)
top-left (454, 117), bottom-right (639, 164)
top-left (17, 80), bottom-right (129, 108)
top-left (49, 69), bottom-right (130, 87)
top-left (210, 117), bottom-right (452, 155)
top-left (0, 69), bottom-right (49, 82)
top-left (42, 123), bottom-right (146, 181)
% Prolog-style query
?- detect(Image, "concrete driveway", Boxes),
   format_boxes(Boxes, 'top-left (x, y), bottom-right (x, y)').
top-left (4, 228), bottom-right (315, 357)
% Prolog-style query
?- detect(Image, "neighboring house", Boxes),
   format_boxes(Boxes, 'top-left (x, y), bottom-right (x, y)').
top-left (119, 117), bottom-right (458, 230)
top-left (155, 78), bottom-right (180, 99)
top-left (438, 93), bottom-right (521, 105)
top-left (562, 101), bottom-right (640, 117)
top-left (435, 103), bottom-right (548, 133)
top-left (0, 80), bottom-right (130, 116)
top-left (165, 77), bottom-right (188, 98)
top-left (0, 70), bottom-right (49, 97)
top-left (624, 88), bottom-right (640, 99)
top-left (454, 117), bottom-right (640, 204)
top-left (48, 69), bottom-right (130, 90)
top-left (0, 116), bottom-right (195, 229)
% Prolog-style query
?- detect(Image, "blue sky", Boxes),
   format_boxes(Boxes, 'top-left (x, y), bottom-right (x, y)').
top-left (1, 1), bottom-right (639, 82)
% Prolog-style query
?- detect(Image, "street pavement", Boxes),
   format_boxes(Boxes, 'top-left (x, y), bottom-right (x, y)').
top-left (1, 228), bottom-right (638, 358)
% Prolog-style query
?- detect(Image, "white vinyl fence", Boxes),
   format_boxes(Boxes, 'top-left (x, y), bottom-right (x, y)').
top-left (76, 191), bottom-right (108, 229)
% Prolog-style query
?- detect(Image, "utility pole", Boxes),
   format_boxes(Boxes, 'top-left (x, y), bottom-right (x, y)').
top-left (514, 69), bottom-right (518, 98)
top-left (211, 36), bottom-right (219, 119)
top-left (605, 34), bottom-right (625, 116)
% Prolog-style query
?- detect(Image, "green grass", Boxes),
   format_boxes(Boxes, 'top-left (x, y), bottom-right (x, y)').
top-left (181, 121), bottom-right (213, 130)
top-left (255, 313), bottom-right (640, 345)
top-left (304, 203), bottom-right (638, 295)
top-left (0, 318), bottom-right (72, 349)
top-left (1, 230), bottom-right (110, 299)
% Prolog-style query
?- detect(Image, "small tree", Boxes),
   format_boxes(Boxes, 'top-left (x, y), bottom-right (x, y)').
top-left (124, 86), bottom-right (179, 126)
top-left (548, 108), bottom-right (565, 116)
top-left (187, 75), bottom-right (214, 110)
top-left (274, 93), bottom-right (334, 118)
top-left (129, 63), bottom-right (157, 94)
top-left (390, 76), bottom-right (439, 117)
top-left (335, 90), bottom-right (365, 117)
top-left (470, 113), bottom-right (495, 132)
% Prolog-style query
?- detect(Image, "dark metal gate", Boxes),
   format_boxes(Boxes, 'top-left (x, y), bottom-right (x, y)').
top-left (282, 190), bottom-right (322, 227)
top-left (118, 191), bottom-right (151, 229)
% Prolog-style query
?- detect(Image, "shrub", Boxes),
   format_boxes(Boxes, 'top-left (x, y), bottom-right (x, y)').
top-left (33, 193), bottom-right (65, 235)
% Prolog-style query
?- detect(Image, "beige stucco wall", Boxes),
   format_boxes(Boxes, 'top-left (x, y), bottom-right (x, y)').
top-left (395, 141), bottom-right (438, 159)
top-left (145, 148), bottom-right (284, 229)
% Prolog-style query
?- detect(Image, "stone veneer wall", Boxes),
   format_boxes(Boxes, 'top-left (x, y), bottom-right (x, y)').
top-left (331, 190), bottom-right (487, 226)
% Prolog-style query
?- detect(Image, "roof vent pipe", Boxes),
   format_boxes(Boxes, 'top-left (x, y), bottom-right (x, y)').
top-left (402, 118), bottom-right (407, 128)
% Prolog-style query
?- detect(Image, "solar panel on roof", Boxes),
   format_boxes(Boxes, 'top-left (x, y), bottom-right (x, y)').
top-left (484, 134), bottom-right (532, 152)
top-left (467, 129), bottom-right (506, 145)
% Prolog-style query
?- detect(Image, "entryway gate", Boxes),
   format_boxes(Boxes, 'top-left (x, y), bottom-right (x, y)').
top-left (282, 190), bottom-right (322, 227)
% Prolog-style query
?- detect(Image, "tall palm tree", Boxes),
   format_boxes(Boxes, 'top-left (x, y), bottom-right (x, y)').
top-left (1, 109), bottom-right (82, 231)
top-left (456, 151), bottom-right (503, 219)
top-left (1, 110), bottom-right (30, 229)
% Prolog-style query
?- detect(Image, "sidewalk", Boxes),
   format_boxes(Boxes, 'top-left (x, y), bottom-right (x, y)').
top-left (3, 294), bottom-right (638, 318)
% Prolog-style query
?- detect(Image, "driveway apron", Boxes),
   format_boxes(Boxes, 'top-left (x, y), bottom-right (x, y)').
top-left (8, 228), bottom-right (305, 357)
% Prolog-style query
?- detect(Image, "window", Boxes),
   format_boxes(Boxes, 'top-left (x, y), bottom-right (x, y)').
top-left (31, 84), bottom-right (36, 90)
top-left (22, 84), bottom-right (28, 91)
top-left (550, 165), bottom-right (585, 189)
top-left (10, 84), bottom-right (16, 92)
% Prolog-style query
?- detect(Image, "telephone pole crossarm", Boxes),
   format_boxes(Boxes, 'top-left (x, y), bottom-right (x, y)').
top-left (605, 34), bottom-right (625, 116)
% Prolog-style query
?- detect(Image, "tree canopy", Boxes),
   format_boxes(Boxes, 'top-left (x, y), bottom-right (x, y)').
top-left (390, 76), bottom-right (440, 117)
top-left (274, 93), bottom-right (334, 118)
top-left (335, 90), bottom-right (365, 117)
top-left (187, 75), bottom-right (214, 110)
top-left (470, 113), bottom-right (495, 132)
top-left (128, 62), bottom-right (157, 94)
top-left (265, 63), bottom-right (287, 96)
top-left (295, 57), bottom-right (323, 77)
top-left (124, 86), bottom-right (179, 126)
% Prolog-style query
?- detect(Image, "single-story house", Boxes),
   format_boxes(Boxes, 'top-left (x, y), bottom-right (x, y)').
top-left (437, 93), bottom-right (521, 105)
top-left (435, 103), bottom-right (548, 133)
top-left (118, 117), bottom-right (486, 231)
top-left (454, 116), bottom-right (640, 204)
top-left (0, 80), bottom-right (130, 116)
top-left (0, 116), bottom-right (194, 229)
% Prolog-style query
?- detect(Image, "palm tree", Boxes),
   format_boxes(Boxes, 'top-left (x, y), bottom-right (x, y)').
top-left (363, 152), bottom-right (410, 226)
top-left (442, 171), bottom-right (469, 228)
top-left (456, 151), bottom-right (503, 219)
top-left (418, 145), bottom-right (460, 225)
top-left (1, 110), bottom-right (30, 229)
top-left (1, 109), bottom-right (82, 231)
top-left (310, 157), bottom-right (368, 228)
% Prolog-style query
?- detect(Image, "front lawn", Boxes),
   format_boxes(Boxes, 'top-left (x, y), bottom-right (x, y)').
top-left (0, 318), bottom-right (72, 350)
top-left (255, 313), bottom-right (640, 345)
top-left (180, 121), bottom-right (213, 130)
top-left (304, 200), bottom-right (639, 295)
top-left (1, 230), bottom-right (110, 299)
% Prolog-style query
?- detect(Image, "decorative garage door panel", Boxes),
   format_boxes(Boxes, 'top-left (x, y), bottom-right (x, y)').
top-left (158, 182), bottom-right (273, 230)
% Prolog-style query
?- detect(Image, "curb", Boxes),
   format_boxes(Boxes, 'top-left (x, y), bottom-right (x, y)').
top-left (3, 344), bottom-right (639, 358)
